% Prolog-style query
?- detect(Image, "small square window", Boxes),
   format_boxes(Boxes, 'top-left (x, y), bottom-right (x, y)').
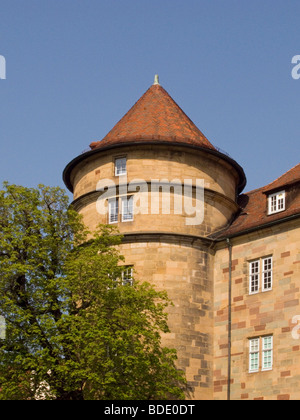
top-left (108, 196), bottom-right (134, 224)
top-left (109, 266), bottom-right (134, 288)
top-left (115, 157), bottom-right (127, 176)
top-left (121, 266), bottom-right (134, 286)
top-left (268, 191), bottom-right (285, 214)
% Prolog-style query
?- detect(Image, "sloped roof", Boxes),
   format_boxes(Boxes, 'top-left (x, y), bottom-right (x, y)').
top-left (263, 163), bottom-right (300, 193)
top-left (216, 163), bottom-right (300, 238)
top-left (63, 78), bottom-right (247, 193)
top-left (90, 81), bottom-right (216, 151)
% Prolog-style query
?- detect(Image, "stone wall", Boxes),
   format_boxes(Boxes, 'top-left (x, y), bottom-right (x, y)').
top-left (71, 145), bottom-right (239, 202)
top-left (119, 235), bottom-right (215, 400)
top-left (71, 144), bottom-right (239, 238)
top-left (213, 220), bottom-right (300, 400)
top-left (69, 143), bottom-right (242, 400)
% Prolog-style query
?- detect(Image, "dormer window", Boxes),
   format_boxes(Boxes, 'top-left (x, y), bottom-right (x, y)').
top-left (268, 190), bottom-right (285, 214)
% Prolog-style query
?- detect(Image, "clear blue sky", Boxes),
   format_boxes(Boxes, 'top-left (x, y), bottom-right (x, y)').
top-left (0, 0), bottom-right (299, 197)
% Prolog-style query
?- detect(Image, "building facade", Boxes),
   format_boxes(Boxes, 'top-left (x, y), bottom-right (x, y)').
top-left (63, 77), bottom-right (300, 400)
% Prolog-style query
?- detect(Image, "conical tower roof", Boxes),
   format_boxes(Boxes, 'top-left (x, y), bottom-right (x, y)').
top-left (90, 76), bottom-right (216, 151)
top-left (63, 77), bottom-right (246, 194)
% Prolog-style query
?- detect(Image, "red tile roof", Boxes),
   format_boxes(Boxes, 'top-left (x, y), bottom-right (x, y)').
top-left (263, 163), bottom-right (300, 193)
top-left (217, 163), bottom-right (300, 238)
top-left (63, 79), bottom-right (247, 193)
top-left (89, 83), bottom-right (216, 151)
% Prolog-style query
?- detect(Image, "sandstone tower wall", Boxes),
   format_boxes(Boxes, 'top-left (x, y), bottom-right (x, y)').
top-left (69, 143), bottom-right (241, 399)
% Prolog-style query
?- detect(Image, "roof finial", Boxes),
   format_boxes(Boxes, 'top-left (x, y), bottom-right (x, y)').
top-left (153, 74), bottom-right (160, 85)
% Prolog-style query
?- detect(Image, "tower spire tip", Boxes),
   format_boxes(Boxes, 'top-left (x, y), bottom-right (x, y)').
top-left (153, 74), bottom-right (160, 85)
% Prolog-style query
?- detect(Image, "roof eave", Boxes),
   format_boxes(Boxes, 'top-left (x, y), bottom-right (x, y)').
top-left (213, 211), bottom-right (300, 241)
top-left (63, 140), bottom-right (246, 194)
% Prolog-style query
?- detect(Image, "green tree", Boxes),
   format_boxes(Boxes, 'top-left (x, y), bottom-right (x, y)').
top-left (0, 183), bottom-right (187, 400)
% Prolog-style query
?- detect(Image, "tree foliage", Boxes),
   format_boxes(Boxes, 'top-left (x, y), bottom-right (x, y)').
top-left (0, 183), bottom-right (187, 400)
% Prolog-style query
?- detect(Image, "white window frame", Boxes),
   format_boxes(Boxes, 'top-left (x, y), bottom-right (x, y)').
top-left (115, 157), bottom-right (127, 176)
top-left (108, 198), bottom-right (119, 224)
top-left (268, 190), bottom-right (285, 215)
top-left (249, 336), bottom-right (273, 373)
top-left (262, 335), bottom-right (273, 371)
top-left (121, 196), bottom-right (134, 222)
top-left (121, 266), bottom-right (134, 286)
top-left (249, 338), bottom-right (260, 373)
top-left (108, 196), bottom-right (134, 224)
top-left (262, 257), bottom-right (273, 292)
top-left (249, 256), bottom-right (273, 294)
top-left (249, 260), bottom-right (260, 294)
top-left (110, 266), bottom-right (134, 288)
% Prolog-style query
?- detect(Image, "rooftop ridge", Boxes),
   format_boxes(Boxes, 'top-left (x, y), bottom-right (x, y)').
top-left (263, 162), bottom-right (300, 192)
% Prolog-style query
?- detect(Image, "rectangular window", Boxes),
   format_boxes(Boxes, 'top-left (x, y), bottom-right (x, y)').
top-left (262, 257), bottom-right (273, 292)
top-left (110, 266), bottom-right (134, 288)
top-left (249, 338), bottom-right (260, 373)
top-left (115, 157), bottom-right (127, 176)
top-left (249, 257), bottom-right (273, 294)
top-left (268, 190), bottom-right (285, 214)
top-left (121, 266), bottom-right (134, 286)
top-left (122, 196), bottom-right (134, 222)
top-left (249, 336), bottom-right (273, 373)
top-left (108, 196), bottom-right (134, 224)
top-left (249, 260), bottom-right (260, 294)
top-left (262, 336), bottom-right (273, 371)
top-left (108, 199), bottom-right (119, 224)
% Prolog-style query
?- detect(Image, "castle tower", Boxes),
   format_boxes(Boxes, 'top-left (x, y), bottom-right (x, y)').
top-left (63, 77), bottom-right (246, 399)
